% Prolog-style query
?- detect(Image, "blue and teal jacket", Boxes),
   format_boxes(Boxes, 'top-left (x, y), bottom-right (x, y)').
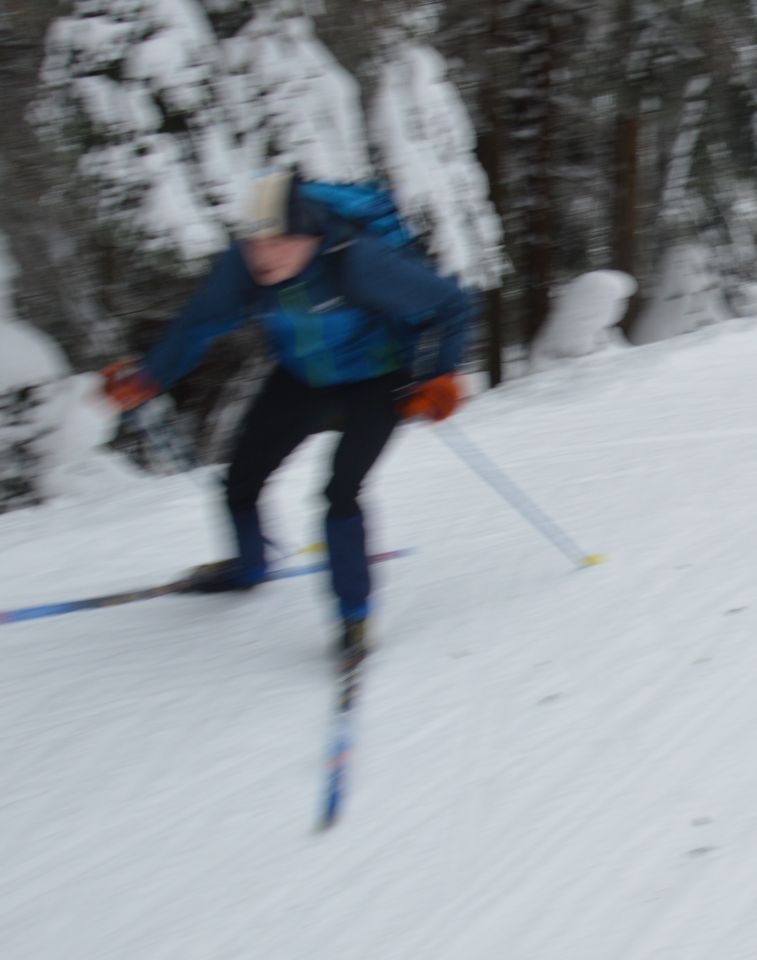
top-left (143, 222), bottom-right (474, 391)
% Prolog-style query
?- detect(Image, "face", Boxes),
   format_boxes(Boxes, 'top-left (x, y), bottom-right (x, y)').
top-left (241, 235), bottom-right (321, 285)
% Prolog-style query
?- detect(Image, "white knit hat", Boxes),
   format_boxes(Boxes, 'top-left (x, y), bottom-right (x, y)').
top-left (238, 169), bottom-right (294, 239)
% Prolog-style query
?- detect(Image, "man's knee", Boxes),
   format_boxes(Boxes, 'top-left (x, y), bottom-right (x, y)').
top-left (225, 466), bottom-right (264, 511)
top-left (324, 477), bottom-right (359, 518)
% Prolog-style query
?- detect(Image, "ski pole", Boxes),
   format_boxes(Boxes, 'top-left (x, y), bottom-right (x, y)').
top-left (434, 419), bottom-right (604, 569)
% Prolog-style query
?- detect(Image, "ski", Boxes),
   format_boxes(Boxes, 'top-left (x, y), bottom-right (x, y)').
top-left (0, 548), bottom-right (412, 626)
top-left (319, 644), bottom-right (365, 829)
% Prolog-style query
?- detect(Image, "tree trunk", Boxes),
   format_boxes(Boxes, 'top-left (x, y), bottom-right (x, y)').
top-left (510, 2), bottom-right (553, 344)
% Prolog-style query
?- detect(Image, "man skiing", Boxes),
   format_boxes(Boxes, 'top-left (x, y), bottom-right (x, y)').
top-left (102, 169), bottom-right (473, 655)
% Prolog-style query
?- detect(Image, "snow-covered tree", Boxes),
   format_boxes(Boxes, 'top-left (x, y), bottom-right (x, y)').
top-left (0, 224), bottom-right (177, 509)
top-left (0, 233), bottom-right (66, 507)
top-left (40, 0), bottom-right (250, 269)
top-left (38, 0), bottom-right (498, 281)
top-left (622, 0), bottom-right (757, 342)
top-left (372, 43), bottom-right (503, 290)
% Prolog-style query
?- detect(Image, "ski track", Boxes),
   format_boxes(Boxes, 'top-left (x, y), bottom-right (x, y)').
top-left (5, 324), bottom-right (757, 958)
top-left (413, 628), bottom-right (757, 959)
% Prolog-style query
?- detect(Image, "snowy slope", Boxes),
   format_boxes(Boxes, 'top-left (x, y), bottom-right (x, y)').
top-left (4, 320), bottom-right (757, 959)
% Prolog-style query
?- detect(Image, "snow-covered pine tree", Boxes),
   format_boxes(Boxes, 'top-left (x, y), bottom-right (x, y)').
top-left (367, 7), bottom-right (507, 385)
top-left (628, 0), bottom-right (754, 342)
top-left (0, 385), bottom-right (50, 513)
top-left (0, 234), bottom-right (70, 512)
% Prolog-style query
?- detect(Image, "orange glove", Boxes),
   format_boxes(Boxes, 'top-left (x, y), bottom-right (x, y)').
top-left (399, 374), bottom-right (463, 422)
top-left (100, 358), bottom-right (160, 411)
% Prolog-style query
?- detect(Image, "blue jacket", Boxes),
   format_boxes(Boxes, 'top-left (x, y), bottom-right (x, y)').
top-left (144, 226), bottom-right (474, 390)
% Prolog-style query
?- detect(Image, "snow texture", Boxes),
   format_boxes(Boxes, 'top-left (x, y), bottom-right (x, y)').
top-left (531, 270), bottom-right (636, 369)
top-left (372, 44), bottom-right (505, 289)
top-left (0, 234), bottom-right (123, 508)
top-left (226, 13), bottom-right (370, 183)
top-left (634, 244), bottom-right (730, 344)
top-left (7, 319), bottom-right (757, 957)
top-left (661, 76), bottom-right (711, 228)
top-left (0, 236), bottom-right (68, 391)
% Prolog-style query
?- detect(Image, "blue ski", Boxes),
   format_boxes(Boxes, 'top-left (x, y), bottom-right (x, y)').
top-left (0, 548), bottom-right (411, 626)
top-left (320, 645), bottom-right (365, 828)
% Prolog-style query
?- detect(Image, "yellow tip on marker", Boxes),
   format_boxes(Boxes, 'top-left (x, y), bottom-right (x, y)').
top-left (580, 554), bottom-right (607, 567)
top-left (298, 542), bottom-right (326, 556)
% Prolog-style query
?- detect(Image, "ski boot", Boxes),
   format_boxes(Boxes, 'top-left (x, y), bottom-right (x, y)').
top-left (176, 559), bottom-right (262, 593)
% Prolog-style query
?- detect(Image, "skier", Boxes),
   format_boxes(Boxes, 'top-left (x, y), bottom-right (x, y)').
top-left (101, 169), bottom-right (474, 655)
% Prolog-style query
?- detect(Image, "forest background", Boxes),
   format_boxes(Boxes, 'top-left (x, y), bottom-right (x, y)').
top-left (2, 0), bottom-right (757, 506)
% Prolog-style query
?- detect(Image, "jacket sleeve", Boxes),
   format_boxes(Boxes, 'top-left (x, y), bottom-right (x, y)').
top-left (143, 245), bottom-right (255, 390)
top-left (339, 236), bottom-right (476, 377)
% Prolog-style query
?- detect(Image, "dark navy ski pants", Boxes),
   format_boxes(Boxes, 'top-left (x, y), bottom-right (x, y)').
top-left (225, 366), bottom-right (404, 620)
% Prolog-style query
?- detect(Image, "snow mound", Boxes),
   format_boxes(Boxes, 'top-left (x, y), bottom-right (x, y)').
top-left (634, 243), bottom-right (730, 344)
top-left (532, 270), bottom-right (636, 369)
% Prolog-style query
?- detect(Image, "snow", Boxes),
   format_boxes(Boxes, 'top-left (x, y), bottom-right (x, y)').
top-left (661, 75), bottom-right (710, 221)
top-left (80, 135), bottom-right (228, 262)
top-left (42, 15), bottom-right (133, 78)
top-left (73, 76), bottom-right (161, 136)
top-left (0, 318), bottom-right (68, 393)
top-left (229, 15), bottom-right (371, 183)
top-left (38, 374), bottom-right (132, 501)
top-left (532, 269), bottom-right (636, 368)
top-left (5, 319), bottom-right (757, 957)
top-left (136, 135), bottom-right (229, 260)
top-left (0, 234), bottom-right (125, 502)
top-left (732, 281), bottom-right (757, 316)
top-left (634, 243), bottom-right (730, 344)
top-left (372, 46), bottom-right (505, 289)
top-left (0, 235), bottom-right (69, 390)
top-left (125, 10), bottom-right (215, 115)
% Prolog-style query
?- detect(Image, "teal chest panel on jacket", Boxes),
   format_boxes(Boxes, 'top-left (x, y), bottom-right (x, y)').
top-left (257, 263), bottom-right (402, 387)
